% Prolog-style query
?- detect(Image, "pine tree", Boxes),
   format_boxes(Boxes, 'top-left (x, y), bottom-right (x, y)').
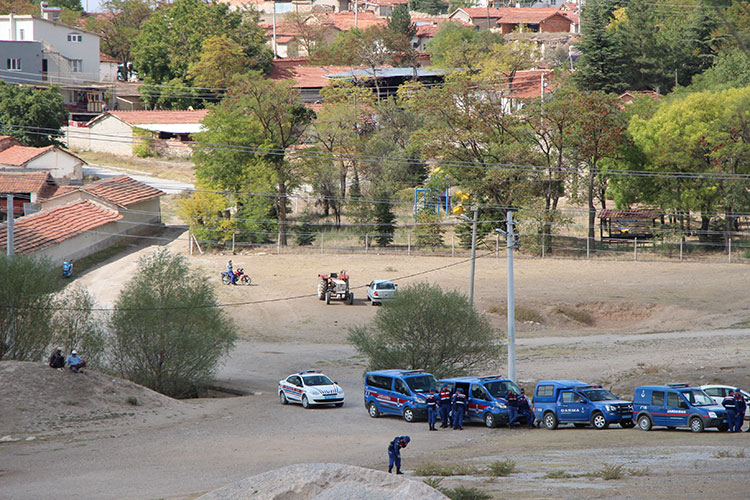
top-left (388, 4), bottom-right (416, 38)
top-left (410, 0), bottom-right (448, 15)
top-left (573, 0), bottom-right (628, 93)
top-left (374, 193), bottom-right (397, 247)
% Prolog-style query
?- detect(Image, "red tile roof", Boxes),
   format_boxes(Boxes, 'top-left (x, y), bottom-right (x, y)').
top-left (100, 52), bottom-right (119, 63)
top-left (270, 63), bottom-right (362, 88)
top-left (505, 69), bottom-right (554, 99)
top-left (320, 11), bottom-right (387, 31)
top-left (81, 175), bottom-right (164, 206)
top-left (0, 171), bottom-right (56, 196)
top-left (0, 200), bottom-right (122, 254)
top-left (452, 7), bottom-right (505, 19)
top-left (0, 145), bottom-right (55, 167)
top-left (0, 135), bottom-right (22, 152)
top-left (96, 109), bottom-right (209, 126)
top-left (496, 7), bottom-right (571, 25)
top-left (599, 208), bottom-right (661, 220)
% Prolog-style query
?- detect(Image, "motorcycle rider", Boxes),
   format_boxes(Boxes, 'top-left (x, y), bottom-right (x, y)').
top-left (226, 259), bottom-right (236, 285)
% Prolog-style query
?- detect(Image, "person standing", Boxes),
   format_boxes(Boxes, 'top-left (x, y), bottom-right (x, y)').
top-left (439, 384), bottom-right (452, 428)
top-left (734, 389), bottom-right (746, 433)
top-left (722, 390), bottom-right (738, 432)
top-left (48, 347), bottom-right (65, 369)
top-left (452, 388), bottom-right (467, 430)
top-left (65, 350), bottom-right (87, 373)
top-left (387, 436), bottom-right (410, 474)
top-left (425, 388), bottom-right (438, 431)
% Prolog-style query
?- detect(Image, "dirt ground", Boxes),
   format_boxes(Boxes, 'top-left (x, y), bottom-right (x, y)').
top-left (2, 231), bottom-right (750, 500)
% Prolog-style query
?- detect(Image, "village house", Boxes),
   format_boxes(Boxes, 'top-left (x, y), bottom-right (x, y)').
top-left (0, 171), bottom-right (58, 220)
top-left (0, 175), bottom-right (164, 262)
top-left (0, 143), bottom-right (85, 184)
top-left (65, 109), bottom-right (208, 157)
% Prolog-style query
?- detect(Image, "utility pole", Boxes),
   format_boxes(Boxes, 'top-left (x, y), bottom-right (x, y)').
top-left (468, 205), bottom-right (478, 307)
top-left (6, 194), bottom-right (14, 257)
top-left (272, 1), bottom-right (278, 59)
top-left (497, 211), bottom-right (517, 382)
top-left (354, 0), bottom-right (358, 29)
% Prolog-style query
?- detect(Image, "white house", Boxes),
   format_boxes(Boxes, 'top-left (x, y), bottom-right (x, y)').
top-left (0, 145), bottom-right (85, 184)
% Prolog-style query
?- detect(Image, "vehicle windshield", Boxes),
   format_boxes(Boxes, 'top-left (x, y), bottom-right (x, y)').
top-left (484, 380), bottom-right (521, 399)
top-left (681, 389), bottom-right (714, 406)
top-left (405, 374), bottom-right (437, 393)
top-left (303, 375), bottom-right (334, 386)
top-left (378, 282), bottom-right (396, 290)
top-left (580, 389), bottom-right (618, 401)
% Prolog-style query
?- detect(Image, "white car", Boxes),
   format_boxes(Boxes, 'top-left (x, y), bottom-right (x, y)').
top-left (278, 371), bottom-right (345, 408)
top-left (366, 280), bottom-right (397, 305)
top-left (700, 385), bottom-right (750, 405)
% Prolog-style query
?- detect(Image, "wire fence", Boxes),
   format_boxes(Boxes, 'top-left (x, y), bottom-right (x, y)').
top-left (188, 229), bottom-right (750, 265)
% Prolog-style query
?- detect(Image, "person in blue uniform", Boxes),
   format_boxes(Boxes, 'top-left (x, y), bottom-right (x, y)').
top-left (387, 436), bottom-right (410, 474)
top-left (722, 390), bottom-right (738, 432)
top-left (452, 388), bottom-right (467, 430)
top-left (439, 384), bottom-right (452, 428)
top-left (425, 388), bottom-right (439, 431)
top-left (517, 388), bottom-right (534, 429)
top-left (733, 389), bottom-right (746, 433)
top-left (506, 390), bottom-right (518, 427)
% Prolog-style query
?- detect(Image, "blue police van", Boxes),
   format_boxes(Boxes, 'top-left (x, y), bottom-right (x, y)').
top-left (438, 376), bottom-right (521, 428)
top-left (632, 383), bottom-right (728, 432)
top-left (533, 380), bottom-right (634, 430)
top-left (364, 369), bottom-right (437, 422)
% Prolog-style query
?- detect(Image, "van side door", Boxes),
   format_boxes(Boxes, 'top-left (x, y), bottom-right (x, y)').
top-left (650, 390), bottom-right (667, 426)
top-left (666, 391), bottom-right (690, 427)
top-left (394, 377), bottom-right (413, 413)
top-left (470, 384), bottom-right (493, 420)
top-left (559, 390), bottom-right (587, 421)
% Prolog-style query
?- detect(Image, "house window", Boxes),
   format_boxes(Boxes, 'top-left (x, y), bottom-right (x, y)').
top-left (6, 58), bottom-right (21, 71)
top-left (67, 33), bottom-right (83, 42)
top-left (70, 59), bottom-right (83, 72)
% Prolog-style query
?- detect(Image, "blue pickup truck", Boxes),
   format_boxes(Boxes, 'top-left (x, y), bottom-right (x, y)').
top-left (533, 380), bottom-right (635, 430)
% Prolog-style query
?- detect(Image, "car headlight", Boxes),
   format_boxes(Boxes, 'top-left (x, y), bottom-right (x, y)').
top-left (708, 411), bottom-right (717, 418)
top-left (414, 396), bottom-right (426, 403)
top-left (496, 402), bottom-right (507, 409)
top-left (605, 405), bottom-right (615, 412)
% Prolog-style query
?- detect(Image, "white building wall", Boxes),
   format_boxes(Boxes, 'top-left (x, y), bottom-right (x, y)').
top-left (34, 220), bottom-right (122, 263)
top-left (68, 115), bottom-right (134, 156)
top-left (100, 61), bottom-right (118, 82)
top-left (25, 149), bottom-right (84, 184)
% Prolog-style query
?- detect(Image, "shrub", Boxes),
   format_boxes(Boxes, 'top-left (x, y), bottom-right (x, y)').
top-left (0, 254), bottom-right (59, 361)
top-left (294, 216), bottom-right (317, 246)
top-left (597, 464), bottom-right (624, 480)
top-left (553, 305), bottom-right (595, 325)
top-left (442, 486), bottom-right (492, 500)
top-left (487, 459), bottom-right (515, 476)
top-left (544, 470), bottom-right (575, 479)
top-left (348, 282), bottom-right (502, 378)
top-left (414, 462), bottom-right (479, 476)
top-left (52, 286), bottom-right (107, 369)
top-left (415, 211), bottom-right (445, 247)
top-left (126, 396), bottom-right (139, 406)
top-left (110, 249), bottom-right (237, 398)
top-left (487, 304), bottom-right (543, 323)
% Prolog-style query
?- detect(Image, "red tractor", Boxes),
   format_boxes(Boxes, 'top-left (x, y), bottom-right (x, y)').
top-left (317, 270), bottom-right (354, 305)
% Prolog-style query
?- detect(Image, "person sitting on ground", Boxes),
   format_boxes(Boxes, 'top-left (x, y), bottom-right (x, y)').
top-left (65, 350), bottom-right (87, 373)
top-left (49, 347), bottom-right (65, 369)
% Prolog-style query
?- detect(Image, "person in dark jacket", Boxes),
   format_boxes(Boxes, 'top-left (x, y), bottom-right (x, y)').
top-left (517, 389), bottom-right (534, 429)
top-left (506, 390), bottom-right (519, 427)
top-left (452, 388), bottom-right (467, 430)
top-left (48, 347), bottom-right (65, 369)
top-left (439, 385), bottom-right (452, 428)
top-left (387, 436), bottom-right (410, 474)
top-left (734, 389), bottom-right (746, 433)
top-left (722, 390), bottom-right (738, 432)
top-left (425, 388), bottom-right (439, 431)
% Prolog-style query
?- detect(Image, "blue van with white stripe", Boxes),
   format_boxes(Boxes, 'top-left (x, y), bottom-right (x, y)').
top-left (364, 369), bottom-right (437, 422)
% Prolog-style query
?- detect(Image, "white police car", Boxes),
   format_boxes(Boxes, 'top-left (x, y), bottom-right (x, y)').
top-left (278, 371), bottom-right (345, 408)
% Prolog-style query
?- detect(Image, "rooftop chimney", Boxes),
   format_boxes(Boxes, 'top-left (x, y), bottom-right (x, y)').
top-left (40, 2), bottom-right (61, 22)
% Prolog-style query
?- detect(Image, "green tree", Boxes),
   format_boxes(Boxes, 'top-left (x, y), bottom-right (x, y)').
top-left (348, 282), bottom-right (501, 378)
top-left (47, 0), bottom-right (82, 11)
top-left (52, 287), bottom-right (107, 369)
top-left (574, 0), bottom-right (627, 93)
top-left (0, 82), bottom-right (66, 146)
top-left (388, 4), bottom-right (416, 38)
top-left (111, 249), bottom-right (236, 398)
top-left (87, 0), bottom-right (153, 65)
top-left (188, 35), bottom-right (251, 91)
top-left (415, 211), bottom-right (445, 247)
top-left (426, 22), bottom-right (507, 73)
top-left (0, 255), bottom-right (59, 361)
top-left (373, 192), bottom-right (397, 247)
top-left (686, 49), bottom-right (750, 92)
top-left (194, 73), bottom-right (315, 246)
top-left (409, 0), bottom-right (448, 15)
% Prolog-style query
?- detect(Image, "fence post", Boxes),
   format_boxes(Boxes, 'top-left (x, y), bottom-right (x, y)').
top-left (541, 233), bottom-right (545, 259)
top-left (277, 232), bottom-right (281, 255)
top-left (729, 238), bottom-right (732, 263)
top-left (680, 238), bottom-right (683, 262)
top-left (586, 237), bottom-right (590, 259)
top-left (232, 232), bottom-right (235, 254)
top-left (634, 237), bottom-right (638, 261)
top-left (320, 232), bottom-right (323, 254)
top-left (189, 231), bottom-right (193, 256)
top-left (365, 234), bottom-right (368, 254)
top-left (408, 232), bottom-right (411, 256)
top-left (496, 233), bottom-right (499, 258)
top-left (451, 234), bottom-right (455, 257)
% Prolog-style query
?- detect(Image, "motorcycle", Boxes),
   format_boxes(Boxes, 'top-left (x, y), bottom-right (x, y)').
top-left (221, 267), bottom-right (251, 286)
top-left (62, 261), bottom-right (73, 279)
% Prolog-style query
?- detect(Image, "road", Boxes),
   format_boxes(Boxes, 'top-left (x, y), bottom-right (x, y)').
top-left (83, 163), bottom-right (195, 194)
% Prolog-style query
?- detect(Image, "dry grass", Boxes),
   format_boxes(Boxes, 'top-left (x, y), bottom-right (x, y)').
top-left (636, 362), bottom-right (667, 375)
top-left (78, 151), bottom-right (196, 184)
top-left (487, 304), bottom-right (543, 323)
top-left (414, 462), bottom-right (480, 476)
top-left (712, 449), bottom-right (746, 458)
top-left (552, 305), bottom-right (595, 325)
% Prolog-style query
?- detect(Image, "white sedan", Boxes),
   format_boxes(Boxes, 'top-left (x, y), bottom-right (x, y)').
top-left (700, 385), bottom-right (750, 405)
top-left (366, 280), bottom-right (397, 305)
top-left (278, 371), bottom-right (345, 408)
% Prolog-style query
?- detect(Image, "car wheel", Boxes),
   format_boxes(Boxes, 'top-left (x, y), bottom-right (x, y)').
top-left (591, 412), bottom-right (609, 430)
top-left (689, 417), bottom-right (704, 433)
top-left (325, 291), bottom-right (330, 304)
top-left (543, 412), bottom-right (558, 430)
top-left (371, 300), bottom-right (378, 306)
top-left (403, 407), bottom-right (415, 423)
top-left (484, 413), bottom-right (497, 428)
top-left (637, 414), bottom-right (652, 431)
top-left (279, 392), bottom-right (288, 405)
top-left (302, 395), bottom-right (310, 409)
top-left (368, 402), bottom-right (380, 418)
top-left (620, 420), bottom-right (635, 429)
top-left (335, 402), bottom-right (344, 408)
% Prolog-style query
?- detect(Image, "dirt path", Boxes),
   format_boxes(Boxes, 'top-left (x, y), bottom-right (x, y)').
top-left (3, 242), bottom-right (750, 500)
